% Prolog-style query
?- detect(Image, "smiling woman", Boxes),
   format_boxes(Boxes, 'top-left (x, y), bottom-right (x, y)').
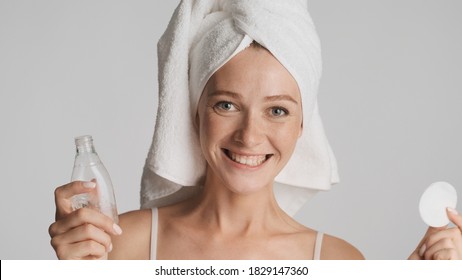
top-left (109, 42), bottom-right (364, 260)
top-left (47, 0), bottom-right (462, 260)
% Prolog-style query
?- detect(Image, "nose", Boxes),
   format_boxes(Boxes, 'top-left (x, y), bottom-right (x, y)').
top-left (233, 112), bottom-right (265, 147)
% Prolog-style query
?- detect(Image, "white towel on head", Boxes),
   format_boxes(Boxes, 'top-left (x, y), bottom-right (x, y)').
top-left (141, 0), bottom-right (339, 216)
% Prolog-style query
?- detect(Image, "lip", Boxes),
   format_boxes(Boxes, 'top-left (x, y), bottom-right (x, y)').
top-left (222, 148), bottom-right (272, 169)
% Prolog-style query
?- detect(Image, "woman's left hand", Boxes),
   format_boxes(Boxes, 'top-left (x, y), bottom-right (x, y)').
top-left (409, 208), bottom-right (462, 260)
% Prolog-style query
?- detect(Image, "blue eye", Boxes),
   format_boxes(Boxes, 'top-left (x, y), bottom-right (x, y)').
top-left (270, 107), bottom-right (288, 117)
top-left (215, 101), bottom-right (236, 111)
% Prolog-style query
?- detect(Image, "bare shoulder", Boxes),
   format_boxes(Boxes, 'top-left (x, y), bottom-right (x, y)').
top-left (109, 208), bottom-right (152, 260)
top-left (321, 234), bottom-right (365, 260)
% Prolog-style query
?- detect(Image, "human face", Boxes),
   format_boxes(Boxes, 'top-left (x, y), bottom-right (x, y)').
top-left (197, 47), bottom-right (303, 195)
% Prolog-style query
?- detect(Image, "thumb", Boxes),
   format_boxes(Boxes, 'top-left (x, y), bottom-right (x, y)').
top-left (54, 180), bottom-right (97, 220)
top-left (447, 207), bottom-right (462, 229)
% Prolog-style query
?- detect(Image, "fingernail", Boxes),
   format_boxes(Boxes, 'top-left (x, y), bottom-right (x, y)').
top-left (447, 207), bottom-right (458, 215)
top-left (83, 181), bottom-right (96, 188)
top-left (113, 223), bottom-right (123, 235)
top-left (419, 244), bottom-right (426, 257)
top-left (108, 243), bottom-right (113, 253)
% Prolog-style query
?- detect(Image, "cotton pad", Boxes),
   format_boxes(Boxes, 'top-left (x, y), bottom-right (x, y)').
top-left (419, 182), bottom-right (457, 227)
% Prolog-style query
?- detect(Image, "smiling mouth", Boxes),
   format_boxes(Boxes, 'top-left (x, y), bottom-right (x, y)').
top-left (223, 149), bottom-right (272, 167)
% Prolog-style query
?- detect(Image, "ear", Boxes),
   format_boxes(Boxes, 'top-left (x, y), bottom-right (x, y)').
top-left (298, 121), bottom-right (303, 138)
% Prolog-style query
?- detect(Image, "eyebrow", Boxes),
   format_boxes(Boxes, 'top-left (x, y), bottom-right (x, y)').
top-left (208, 90), bottom-right (299, 104)
top-left (207, 90), bottom-right (241, 99)
top-left (264, 95), bottom-right (299, 104)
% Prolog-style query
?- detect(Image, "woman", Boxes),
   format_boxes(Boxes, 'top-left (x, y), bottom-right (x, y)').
top-left (49, 0), bottom-right (462, 260)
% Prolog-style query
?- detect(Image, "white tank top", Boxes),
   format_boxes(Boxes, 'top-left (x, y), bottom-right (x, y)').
top-left (150, 208), bottom-right (324, 260)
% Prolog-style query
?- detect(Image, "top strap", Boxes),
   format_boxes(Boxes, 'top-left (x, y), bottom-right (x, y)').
top-left (313, 232), bottom-right (324, 260)
top-left (150, 208), bottom-right (158, 260)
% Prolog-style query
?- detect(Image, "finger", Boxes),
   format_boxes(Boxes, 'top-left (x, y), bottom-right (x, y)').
top-left (428, 248), bottom-right (458, 260)
top-left (424, 238), bottom-right (455, 260)
top-left (420, 226), bottom-right (446, 245)
top-left (55, 240), bottom-right (108, 260)
top-left (423, 226), bottom-right (447, 242)
top-left (50, 223), bottom-right (113, 253)
top-left (425, 227), bottom-right (460, 249)
top-left (447, 208), bottom-right (462, 230)
top-left (55, 180), bottom-right (96, 201)
top-left (54, 181), bottom-right (96, 219)
top-left (414, 226), bottom-right (447, 258)
top-left (49, 207), bottom-right (122, 238)
top-left (408, 250), bottom-right (422, 260)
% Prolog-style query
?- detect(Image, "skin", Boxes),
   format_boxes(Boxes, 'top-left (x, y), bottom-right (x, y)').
top-left (49, 46), bottom-right (461, 260)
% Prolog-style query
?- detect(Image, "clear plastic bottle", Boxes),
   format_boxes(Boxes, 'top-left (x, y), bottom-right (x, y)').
top-left (70, 135), bottom-right (119, 224)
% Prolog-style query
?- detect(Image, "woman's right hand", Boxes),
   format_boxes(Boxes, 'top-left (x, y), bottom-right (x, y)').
top-left (48, 181), bottom-right (123, 260)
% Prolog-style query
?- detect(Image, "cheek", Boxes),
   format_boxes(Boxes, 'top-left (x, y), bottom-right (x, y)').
top-left (198, 113), bottom-right (212, 152)
top-left (198, 112), bottom-right (232, 152)
top-left (199, 113), bottom-right (216, 142)
top-left (273, 121), bottom-right (302, 155)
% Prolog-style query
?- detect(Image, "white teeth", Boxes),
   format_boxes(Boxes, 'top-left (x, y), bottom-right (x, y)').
top-left (228, 151), bottom-right (267, 167)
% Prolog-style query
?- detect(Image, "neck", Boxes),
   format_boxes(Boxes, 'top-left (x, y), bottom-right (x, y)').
top-left (188, 172), bottom-right (287, 237)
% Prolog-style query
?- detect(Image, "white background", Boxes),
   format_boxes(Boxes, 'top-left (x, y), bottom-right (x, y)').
top-left (0, 0), bottom-right (461, 259)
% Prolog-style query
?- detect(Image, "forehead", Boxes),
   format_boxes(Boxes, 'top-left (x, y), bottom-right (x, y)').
top-left (205, 47), bottom-right (301, 99)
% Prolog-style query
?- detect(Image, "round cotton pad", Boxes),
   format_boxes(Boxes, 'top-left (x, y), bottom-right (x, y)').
top-left (419, 182), bottom-right (457, 227)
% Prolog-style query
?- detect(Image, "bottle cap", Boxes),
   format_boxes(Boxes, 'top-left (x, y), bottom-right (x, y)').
top-left (419, 181), bottom-right (458, 227)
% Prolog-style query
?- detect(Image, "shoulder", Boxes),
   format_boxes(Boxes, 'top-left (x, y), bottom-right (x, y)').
top-left (320, 234), bottom-right (365, 260)
top-left (109, 208), bottom-right (153, 260)
top-left (118, 208), bottom-right (153, 232)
